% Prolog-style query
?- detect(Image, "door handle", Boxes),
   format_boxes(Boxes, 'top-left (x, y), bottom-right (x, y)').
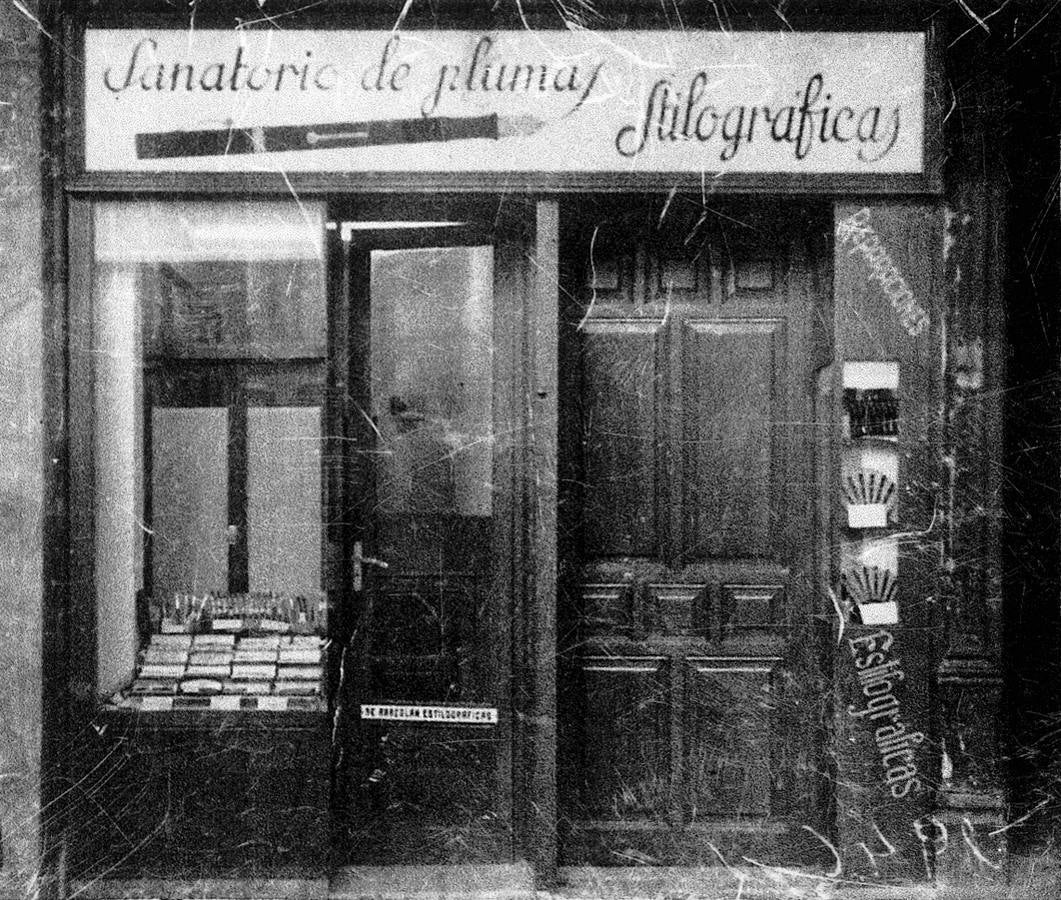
top-left (352, 540), bottom-right (389, 591)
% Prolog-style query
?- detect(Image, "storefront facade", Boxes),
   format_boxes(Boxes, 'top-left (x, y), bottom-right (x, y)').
top-left (2, 1), bottom-right (1058, 898)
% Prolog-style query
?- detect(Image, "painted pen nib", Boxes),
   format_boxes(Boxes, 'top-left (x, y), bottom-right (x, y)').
top-left (496, 114), bottom-right (547, 138)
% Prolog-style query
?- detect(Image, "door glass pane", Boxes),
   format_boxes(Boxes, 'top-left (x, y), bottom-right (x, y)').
top-left (247, 406), bottom-right (322, 594)
top-left (151, 407), bottom-right (230, 599)
top-left (370, 246), bottom-right (494, 520)
top-left (365, 244), bottom-right (494, 702)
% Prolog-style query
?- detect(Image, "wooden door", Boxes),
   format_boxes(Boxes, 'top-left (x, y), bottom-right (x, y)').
top-left (331, 218), bottom-right (519, 865)
top-left (558, 197), bottom-right (833, 867)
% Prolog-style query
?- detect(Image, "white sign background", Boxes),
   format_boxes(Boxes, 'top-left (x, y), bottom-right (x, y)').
top-left (85, 30), bottom-right (925, 174)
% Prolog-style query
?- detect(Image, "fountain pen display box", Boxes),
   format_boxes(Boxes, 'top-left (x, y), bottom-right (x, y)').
top-left (110, 593), bottom-right (327, 712)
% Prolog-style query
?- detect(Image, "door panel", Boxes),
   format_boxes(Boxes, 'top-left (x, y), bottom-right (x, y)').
top-left (681, 319), bottom-right (785, 560)
top-left (579, 656), bottom-right (671, 822)
top-left (581, 319), bottom-right (665, 558)
top-left (683, 657), bottom-right (779, 820)
top-left (720, 583), bottom-right (785, 634)
top-left (334, 218), bottom-right (518, 865)
top-left (559, 198), bottom-right (829, 867)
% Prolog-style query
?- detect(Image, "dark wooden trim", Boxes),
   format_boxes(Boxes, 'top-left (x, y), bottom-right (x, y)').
top-left (228, 395), bottom-right (249, 593)
top-left (922, 18), bottom-right (947, 195)
top-left (40, 3), bottom-right (74, 880)
top-left (64, 15), bottom-right (86, 180)
top-left (499, 212), bottom-right (534, 871)
top-left (485, 204), bottom-right (533, 853)
top-left (518, 200), bottom-right (559, 883)
top-left (66, 198), bottom-right (98, 706)
top-left (65, 171), bottom-right (943, 197)
top-left (339, 224), bottom-right (495, 250)
top-left (937, 9), bottom-right (1007, 663)
top-left (79, 0), bottom-right (946, 31)
top-left (491, 207), bottom-right (526, 857)
top-left (981, 181), bottom-right (1005, 658)
top-left (91, 705), bottom-right (329, 729)
top-left (324, 212), bottom-right (349, 635)
top-left (343, 239), bottom-right (372, 558)
top-left (141, 375), bottom-right (154, 598)
top-left (929, 19), bottom-right (1009, 873)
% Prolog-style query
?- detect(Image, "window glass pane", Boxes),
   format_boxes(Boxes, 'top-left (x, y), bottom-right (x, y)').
top-left (370, 245), bottom-right (493, 517)
top-left (247, 406), bottom-right (322, 595)
top-left (96, 201), bottom-right (326, 357)
top-left (94, 201), bottom-right (324, 261)
top-left (151, 407), bottom-right (230, 598)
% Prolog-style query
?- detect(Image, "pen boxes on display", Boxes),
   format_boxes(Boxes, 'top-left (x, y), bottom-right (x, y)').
top-left (117, 594), bottom-right (327, 711)
top-left (841, 362), bottom-right (900, 441)
top-left (153, 591), bottom-right (327, 635)
top-left (842, 388), bottom-right (899, 439)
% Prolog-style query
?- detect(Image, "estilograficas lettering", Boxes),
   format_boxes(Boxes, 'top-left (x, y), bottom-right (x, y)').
top-left (615, 73), bottom-right (901, 163)
top-left (848, 628), bottom-right (924, 799)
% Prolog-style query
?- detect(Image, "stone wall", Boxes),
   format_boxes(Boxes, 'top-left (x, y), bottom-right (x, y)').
top-left (0, 0), bottom-right (43, 893)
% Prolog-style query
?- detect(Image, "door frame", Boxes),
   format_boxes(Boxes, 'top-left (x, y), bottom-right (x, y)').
top-left (324, 197), bottom-right (558, 870)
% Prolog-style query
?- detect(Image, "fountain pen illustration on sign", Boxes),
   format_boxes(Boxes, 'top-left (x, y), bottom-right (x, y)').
top-left (135, 112), bottom-right (547, 159)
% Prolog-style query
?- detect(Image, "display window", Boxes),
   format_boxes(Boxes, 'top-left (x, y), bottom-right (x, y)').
top-left (89, 200), bottom-right (328, 704)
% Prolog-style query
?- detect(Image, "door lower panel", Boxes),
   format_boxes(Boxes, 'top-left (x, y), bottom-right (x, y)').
top-left (338, 723), bottom-right (510, 865)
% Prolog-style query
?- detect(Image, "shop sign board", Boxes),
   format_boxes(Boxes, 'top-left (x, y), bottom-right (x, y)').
top-left (84, 29), bottom-right (927, 178)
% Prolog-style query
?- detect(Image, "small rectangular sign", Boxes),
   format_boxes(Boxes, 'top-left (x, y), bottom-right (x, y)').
top-left (84, 29), bottom-right (925, 177)
top-left (361, 703), bottom-right (499, 725)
